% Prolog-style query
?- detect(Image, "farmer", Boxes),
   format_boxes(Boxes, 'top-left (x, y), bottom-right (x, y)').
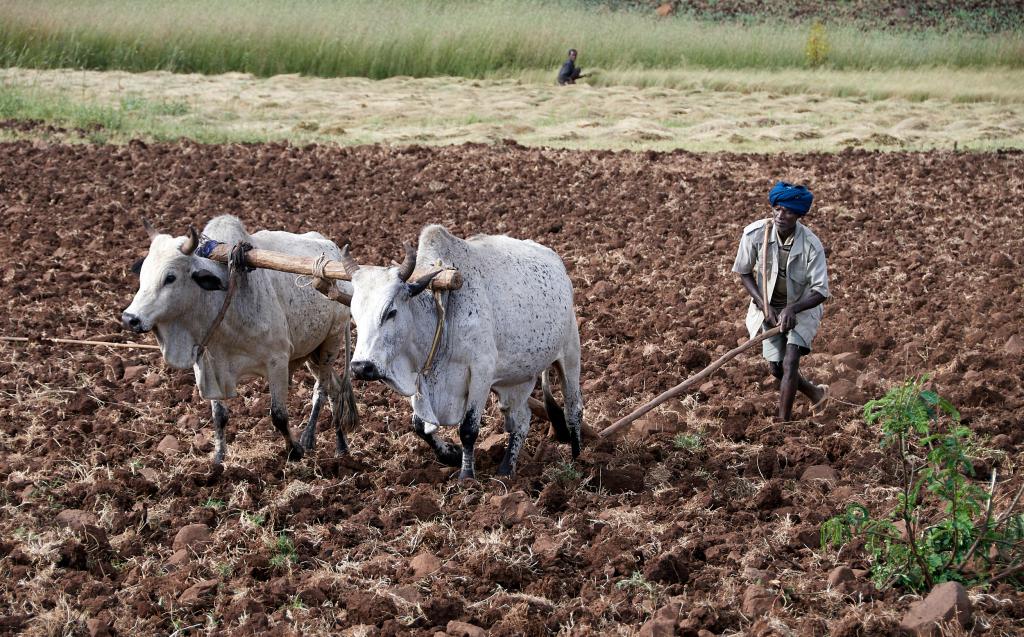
top-left (733, 181), bottom-right (830, 421)
top-left (557, 48), bottom-right (583, 85)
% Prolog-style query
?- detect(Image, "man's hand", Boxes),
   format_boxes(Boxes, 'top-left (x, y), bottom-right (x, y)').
top-left (778, 306), bottom-right (797, 332)
top-left (762, 304), bottom-right (779, 327)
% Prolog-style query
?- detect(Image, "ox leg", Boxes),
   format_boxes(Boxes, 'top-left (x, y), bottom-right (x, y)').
top-left (496, 382), bottom-right (534, 477)
top-left (412, 415), bottom-right (462, 467)
top-left (211, 400), bottom-right (229, 465)
top-left (558, 358), bottom-right (584, 459)
top-left (458, 407), bottom-right (480, 480)
top-left (331, 329), bottom-right (358, 455)
top-left (268, 361), bottom-right (303, 461)
top-left (299, 377), bottom-right (326, 452)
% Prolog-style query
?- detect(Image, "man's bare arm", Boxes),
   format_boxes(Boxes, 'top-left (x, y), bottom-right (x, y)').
top-left (739, 272), bottom-right (777, 326)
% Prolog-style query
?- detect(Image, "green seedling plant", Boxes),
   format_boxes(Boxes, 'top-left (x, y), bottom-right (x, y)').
top-left (269, 533), bottom-right (298, 569)
top-left (821, 377), bottom-right (1024, 591)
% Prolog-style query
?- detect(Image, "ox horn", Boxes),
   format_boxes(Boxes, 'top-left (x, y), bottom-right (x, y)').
top-left (180, 226), bottom-right (199, 255)
top-left (396, 243), bottom-right (417, 282)
top-left (406, 268), bottom-right (442, 298)
top-left (340, 244), bottom-right (360, 277)
top-left (141, 217), bottom-right (159, 240)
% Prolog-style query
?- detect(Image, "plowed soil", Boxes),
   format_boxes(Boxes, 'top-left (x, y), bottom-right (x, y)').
top-left (1, 140), bottom-right (1023, 636)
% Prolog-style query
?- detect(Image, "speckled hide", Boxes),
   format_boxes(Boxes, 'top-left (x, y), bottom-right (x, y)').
top-left (122, 215), bottom-right (357, 463)
top-left (348, 224), bottom-right (583, 479)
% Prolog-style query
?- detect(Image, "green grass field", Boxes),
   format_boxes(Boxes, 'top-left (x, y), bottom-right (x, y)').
top-left (1, 0), bottom-right (1021, 79)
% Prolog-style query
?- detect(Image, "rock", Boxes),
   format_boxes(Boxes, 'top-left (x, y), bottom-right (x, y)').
top-left (446, 621), bottom-right (486, 637)
top-left (628, 412), bottom-right (680, 439)
top-left (178, 578), bottom-right (218, 606)
top-left (86, 618), bottom-right (113, 637)
top-left (55, 509), bottom-right (98, 531)
top-left (490, 490), bottom-right (539, 525)
top-left (476, 432), bottom-right (505, 462)
top-left (172, 523), bottom-right (212, 552)
top-left (406, 492), bottom-right (441, 521)
top-left (192, 430), bottom-right (213, 453)
top-left (833, 352), bottom-right (866, 370)
top-left (139, 467), bottom-right (160, 483)
top-left (899, 581), bottom-right (972, 636)
top-left (391, 585), bottom-right (422, 605)
top-left (166, 548), bottom-right (191, 568)
top-left (157, 435), bottom-right (181, 456)
top-left (177, 413), bottom-right (201, 430)
top-left (742, 585), bottom-right (779, 617)
top-left (590, 280), bottom-right (614, 297)
top-left (828, 378), bottom-right (865, 404)
top-left (410, 551), bottom-right (441, 578)
top-left (801, 465), bottom-right (837, 484)
top-left (532, 535), bottom-right (561, 564)
top-left (989, 252), bottom-right (1014, 269)
top-left (655, 3), bottom-right (674, 18)
top-left (827, 566), bottom-right (856, 588)
top-left (1004, 335), bottom-right (1024, 355)
top-left (639, 600), bottom-right (681, 637)
top-left (122, 365), bottom-right (147, 382)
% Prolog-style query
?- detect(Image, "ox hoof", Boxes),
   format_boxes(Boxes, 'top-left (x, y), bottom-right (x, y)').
top-left (458, 470), bottom-right (476, 481)
top-left (286, 445), bottom-right (305, 462)
top-left (436, 448), bottom-right (462, 468)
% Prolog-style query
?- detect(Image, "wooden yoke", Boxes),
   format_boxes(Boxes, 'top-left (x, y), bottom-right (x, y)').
top-left (204, 243), bottom-right (463, 305)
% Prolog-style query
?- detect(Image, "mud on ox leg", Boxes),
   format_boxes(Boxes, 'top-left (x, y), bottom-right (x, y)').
top-left (494, 382), bottom-right (535, 477)
top-left (542, 362), bottom-right (584, 459)
top-left (268, 360), bottom-right (304, 461)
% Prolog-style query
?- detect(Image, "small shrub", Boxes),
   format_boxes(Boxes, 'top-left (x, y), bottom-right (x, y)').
top-left (821, 377), bottom-right (1024, 591)
top-left (805, 20), bottom-right (829, 67)
top-left (673, 432), bottom-right (702, 451)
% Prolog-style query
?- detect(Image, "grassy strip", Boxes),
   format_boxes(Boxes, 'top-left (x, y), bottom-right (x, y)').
top-left (0, 0), bottom-right (1021, 77)
top-left (0, 85), bottom-right (268, 144)
top-left (3, 70), bottom-right (1021, 153)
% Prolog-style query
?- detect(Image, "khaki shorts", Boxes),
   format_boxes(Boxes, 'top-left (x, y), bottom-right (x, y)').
top-left (762, 328), bottom-right (811, 362)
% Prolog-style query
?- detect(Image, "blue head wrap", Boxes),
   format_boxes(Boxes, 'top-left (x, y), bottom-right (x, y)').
top-left (768, 181), bottom-right (813, 215)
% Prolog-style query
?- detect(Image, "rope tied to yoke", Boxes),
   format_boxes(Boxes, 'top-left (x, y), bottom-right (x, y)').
top-left (294, 253), bottom-right (332, 293)
top-left (194, 241), bottom-right (253, 364)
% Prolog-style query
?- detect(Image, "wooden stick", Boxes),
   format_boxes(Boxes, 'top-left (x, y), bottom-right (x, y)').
top-left (761, 217), bottom-right (772, 319)
top-left (206, 244), bottom-right (462, 295)
top-left (2, 335), bottom-right (160, 350)
top-left (598, 325), bottom-right (784, 438)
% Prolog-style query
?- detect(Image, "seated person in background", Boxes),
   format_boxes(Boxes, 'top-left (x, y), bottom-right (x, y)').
top-left (557, 48), bottom-right (583, 85)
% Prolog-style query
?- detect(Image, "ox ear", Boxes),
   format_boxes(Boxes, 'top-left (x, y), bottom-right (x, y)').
top-left (130, 257), bottom-right (145, 276)
top-left (191, 269), bottom-right (227, 291)
top-left (406, 268), bottom-right (442, 298)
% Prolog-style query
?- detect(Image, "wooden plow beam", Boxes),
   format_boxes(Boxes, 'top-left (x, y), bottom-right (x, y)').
top-left (203, 243), bottom-right (462, 305)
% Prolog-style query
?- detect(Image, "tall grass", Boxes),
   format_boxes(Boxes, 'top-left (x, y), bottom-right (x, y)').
top-left (0, 0), bottom-right (1021, 77)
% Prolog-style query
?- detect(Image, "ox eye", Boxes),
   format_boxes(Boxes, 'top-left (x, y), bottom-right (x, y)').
top-left (164, 273), bottom-right (177, 286)
top-left (384, 308), bottom-right (397, 322)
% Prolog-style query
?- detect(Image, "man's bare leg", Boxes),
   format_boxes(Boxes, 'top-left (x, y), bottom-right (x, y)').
top-left (770, 345), bottom-right (824, 420)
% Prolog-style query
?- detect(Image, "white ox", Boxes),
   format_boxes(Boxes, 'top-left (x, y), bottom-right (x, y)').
top-left (122, 215), bottom-right (357, 463)
top-left (344, 225), bottom-right (582, 479)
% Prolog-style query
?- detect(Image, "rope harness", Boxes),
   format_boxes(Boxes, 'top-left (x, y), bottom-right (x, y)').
top-left (193, 239), bottom-right (253, 364)
top-left (414, 264), bottom-right (450, 399)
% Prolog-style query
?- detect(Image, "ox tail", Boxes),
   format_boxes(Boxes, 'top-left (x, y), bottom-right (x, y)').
top-left (340, 326), bottom-right (359, 434)
top-left (542, 369), bottom-right (571, 444)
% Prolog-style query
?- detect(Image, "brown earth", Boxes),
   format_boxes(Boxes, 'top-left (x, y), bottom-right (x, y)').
top-left (1, 140), bottom-right (1023, 635)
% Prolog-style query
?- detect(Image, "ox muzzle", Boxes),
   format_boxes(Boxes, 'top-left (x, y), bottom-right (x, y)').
top-left (350, 360), bottom-right (384, 382)
top-left (121, 312), bottom-right (148, 333)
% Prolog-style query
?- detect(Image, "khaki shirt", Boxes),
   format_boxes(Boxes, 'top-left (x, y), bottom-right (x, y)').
top-left (732, 218), bottom-right (830, 344)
